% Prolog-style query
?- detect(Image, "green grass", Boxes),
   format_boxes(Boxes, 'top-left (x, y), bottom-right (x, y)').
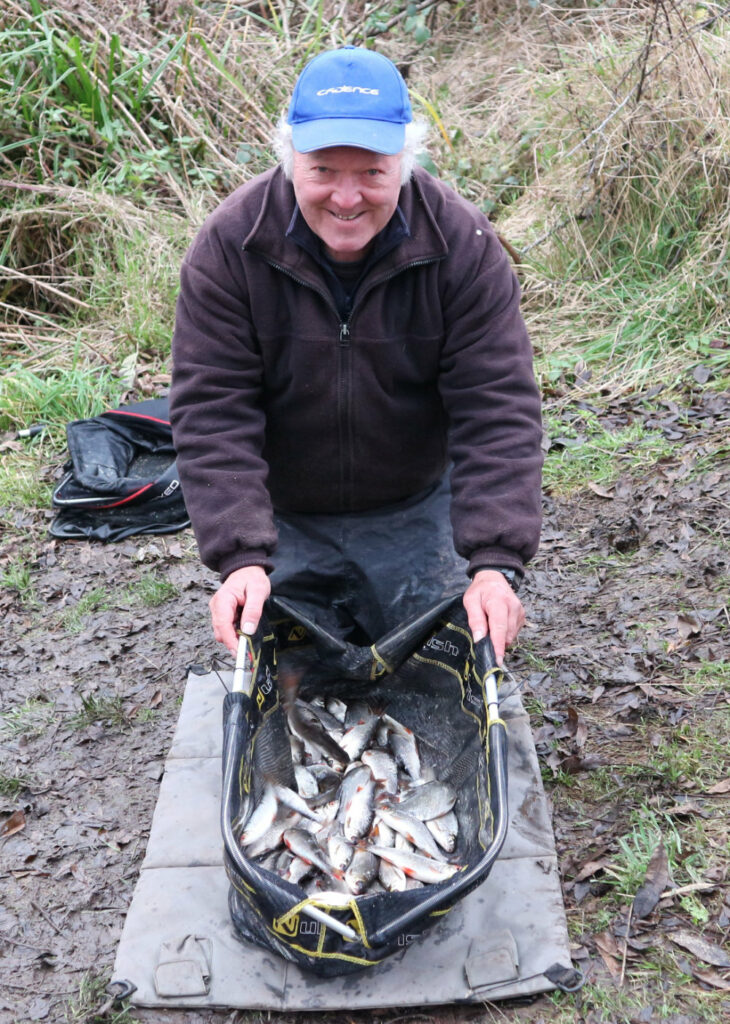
top-left (70, 694), bottom-right (126, 730)
top-left (61, 586), bottom-right (113, 634)
top-left (565, 978), bottom-right (729, 1024)
top-left (0, 562), bottom-right (37, 605)
top-left (602, 811), bottom-right (681, 900)
top-left (0, 363), bottom-right (123, 433)
top-left (0, 698), bottom-right (55, 739)
top-left (644, 716), bottom-right (729, 789)
top-left (130, 573), bottom-right (178, 608)
top-left (543, 410), bottom-right (675, 495)
top-left (0, 766), bottom-right (37, 799)
top-left (685, 659), bottom-right (730, 695)
top-left (0, 459), bottom-right (54, 511)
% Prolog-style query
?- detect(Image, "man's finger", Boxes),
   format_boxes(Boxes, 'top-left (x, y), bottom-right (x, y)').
top-left (240, 585), bottom-right (268, 636)
top-left (484, 601), bottom-right (509, 666)
top-left (463, 591), bottom-right (488, 644)
top-left (210, 589), bottom-right (240, 655)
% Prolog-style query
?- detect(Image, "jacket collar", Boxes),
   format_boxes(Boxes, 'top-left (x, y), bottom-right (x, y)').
top-left (242, 165), bottom-right (448, 288)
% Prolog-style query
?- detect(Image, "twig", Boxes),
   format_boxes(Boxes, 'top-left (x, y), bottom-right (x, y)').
top-left (0, 932), bottom-right (47, 952)
top-left (666, 0), bottom-right (727, 114)
top-left (0, 267), bottom-right (91, 309)
top-left (660, 881), bottom-right (724, 900)
top-left (634, 0), bottom-right (661, 106)
top-left (619, 902), bottom-right (633, 987)
top-left (30, 899), bottom-right (63, 935)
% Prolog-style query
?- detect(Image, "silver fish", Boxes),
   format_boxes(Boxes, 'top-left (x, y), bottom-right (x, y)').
top-left (325, 697), bottom-right (348, 723)
top-left (283, 828), bottom-right (342, 879)
top-left (285, 856), bottom-right (315, 886)
top-left (394, 831), bottom-right (414, 852)
top-left (273, 784), bottom-right (323, 822)
top-left (244, 811), bottom-right (300, 858)
top-left (376, 804), bottom-right (445, 861)
top-left (345, 700), bottom-right (375, 728)
top-left (378, 858), bottom-right (407, 892)
top-left (345, 849), bottom-right (378, 895)
top-left (294, 764), bottom-right (319, 799)
top-left (361, 749), bottom-right (398, 795)
top-left (426, 810), bottom-right (458, 853)
top-left (371, 819), bottom-right (395, 847)
top-left (340, 715), bottom-right (380, 761)
top-left (298, 698), bottom-right (346, 736)
top-left (367, 844), bottom-right (460, 884)
top-left (280, 670), bottom-right (349, 766)
top-left (389, 730), bottom-right (421, 780)
top-left (336, 763), bottom-right (369, 821)
top-left (240, 784), bottom-right (277, 845)
top-left (397, 780), bottom-right (456, 820)
top-left (327, 830), bottom-right (355, 873)
top-left (343, 767), bottom-right (376, 842)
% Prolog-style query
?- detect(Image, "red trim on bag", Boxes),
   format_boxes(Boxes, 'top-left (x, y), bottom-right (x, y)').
top-left (96, 482), bottom-right (154, 508)
top-left (103, 410), bottom-right (171, 426)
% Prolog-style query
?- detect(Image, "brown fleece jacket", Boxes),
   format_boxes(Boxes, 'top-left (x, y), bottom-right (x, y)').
top-left (170, 165), bottom-right (543, 581)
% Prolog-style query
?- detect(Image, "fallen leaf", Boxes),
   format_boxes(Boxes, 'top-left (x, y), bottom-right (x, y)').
top-left (573, 858), bottom-right (610, 883)
top-left (69, 861), bottom-right (89, 885)
top-left (587, 481), bottom-right (614, 498)
top-left (692, 967), bottom-right (730, 990)
top-left (664, 800), bottom-right (708, 818)
top-left (692, 365), bottom-right (712, 385)
top-left (675, 613), bottom-right (702, 640)
top-left (567, 706), bottom-right (588, 749)
top-left (560, 753), bottom-right (604, 773)
top-left (150, 689), bottom-right (162, 708)
top-left (667, 929), bottom-right (730, 967)
top-left (0, 809), bottom-right (26, 838)
top-left (632, 840), bottom-right (671, 919)
top-left (593, 931), bottom-right (622, 978)
top-left (706, 778), bottom-right (730, 795)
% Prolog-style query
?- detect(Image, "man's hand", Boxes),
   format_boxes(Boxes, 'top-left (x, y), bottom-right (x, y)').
top-left (209, 565), bottom-right (271, 656)
top-left (463, 569), bottom-right (525, 666)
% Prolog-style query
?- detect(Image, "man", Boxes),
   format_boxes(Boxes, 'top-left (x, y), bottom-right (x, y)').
top-left (170, 46), bottom-right (542, 665)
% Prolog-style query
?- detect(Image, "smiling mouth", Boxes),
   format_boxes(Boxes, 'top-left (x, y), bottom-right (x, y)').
top-left (330, 212), bottom-right (362, 221)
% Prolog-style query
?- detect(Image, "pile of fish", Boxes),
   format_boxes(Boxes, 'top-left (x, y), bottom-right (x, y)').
top-left (234, 676), bottom-right (462, 898)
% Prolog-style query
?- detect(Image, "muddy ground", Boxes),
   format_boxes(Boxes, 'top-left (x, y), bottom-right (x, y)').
top-left (1, 381), bottom-right (728, 1024)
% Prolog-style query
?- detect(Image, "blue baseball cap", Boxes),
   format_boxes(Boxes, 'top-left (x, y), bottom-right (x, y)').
top-left (287, 46), bottom-right (412, 155)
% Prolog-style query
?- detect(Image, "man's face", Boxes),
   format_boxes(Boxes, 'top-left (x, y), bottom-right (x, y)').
top-left (291, 146), bottom-right (403, 263)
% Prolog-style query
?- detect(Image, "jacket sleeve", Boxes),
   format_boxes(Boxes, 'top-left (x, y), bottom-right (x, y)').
top-left (437, 215), bottom-right (543, 577)
top-left (169, 218), bottom-right (277, 580)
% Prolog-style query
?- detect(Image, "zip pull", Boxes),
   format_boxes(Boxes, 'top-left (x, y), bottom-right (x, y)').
top-left (339, 322), bottom-right (350, 345)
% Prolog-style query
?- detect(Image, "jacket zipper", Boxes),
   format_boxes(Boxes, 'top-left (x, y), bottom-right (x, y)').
top-left (255, 252), bottom-right (441, 511)
top-left (338, 319), bottom-right (352, 508)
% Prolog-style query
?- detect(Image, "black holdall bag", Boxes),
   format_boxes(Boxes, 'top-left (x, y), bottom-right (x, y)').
top-left (221, 593), bottom-right (509, 978)
top-left (50, 397), bottom-right (189, 542)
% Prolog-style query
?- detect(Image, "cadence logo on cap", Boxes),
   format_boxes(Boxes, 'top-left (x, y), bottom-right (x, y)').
top-left (316, 85), bottom-right (380, 96)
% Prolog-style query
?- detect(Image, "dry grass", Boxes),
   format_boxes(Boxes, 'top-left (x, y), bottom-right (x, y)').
top-left (1, 1), bottom-right (729, 392)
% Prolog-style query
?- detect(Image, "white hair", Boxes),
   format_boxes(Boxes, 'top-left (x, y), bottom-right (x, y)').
top-left (272, 117), bottom-right (429, 185)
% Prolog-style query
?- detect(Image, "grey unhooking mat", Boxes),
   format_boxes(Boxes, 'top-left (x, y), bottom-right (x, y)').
top-left (112, 600), bottom-right (576, 1008)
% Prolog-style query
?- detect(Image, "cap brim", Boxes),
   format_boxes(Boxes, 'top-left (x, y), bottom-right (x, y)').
top-left (291, 118), bottom-right (406, 156)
